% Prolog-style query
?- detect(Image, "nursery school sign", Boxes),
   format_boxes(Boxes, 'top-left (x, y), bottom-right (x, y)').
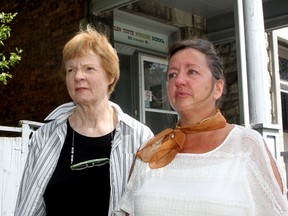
top-left (114, 21), bottom-right (168, 53)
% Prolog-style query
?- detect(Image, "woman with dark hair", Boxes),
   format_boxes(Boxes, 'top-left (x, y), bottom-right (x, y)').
top-left (116, 38), bottom-right (288, 216)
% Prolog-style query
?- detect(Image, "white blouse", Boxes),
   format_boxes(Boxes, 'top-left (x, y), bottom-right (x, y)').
top-left (116, 125), bottom-right (288, 216)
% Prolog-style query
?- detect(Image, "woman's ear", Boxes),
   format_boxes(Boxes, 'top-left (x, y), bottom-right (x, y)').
top-left (214, 79), bottom-right (224, 100)
top-left (109, 76), bottom-right (115, 85)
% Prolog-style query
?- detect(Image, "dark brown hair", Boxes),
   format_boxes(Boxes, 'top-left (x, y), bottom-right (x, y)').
top-left (168, 38), bottom-right (225, 106)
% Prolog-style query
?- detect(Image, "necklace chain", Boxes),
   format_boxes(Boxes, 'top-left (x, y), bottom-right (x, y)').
top-left (71, 131), bottom-right (75, 165)
top-left (70, 109), bottom-right (114, 165)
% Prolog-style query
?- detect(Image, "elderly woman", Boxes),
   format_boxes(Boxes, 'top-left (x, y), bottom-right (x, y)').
top-left (14, 25), bottom-right (153, 216)
top-left (116, 39), bottom-right (288, 216)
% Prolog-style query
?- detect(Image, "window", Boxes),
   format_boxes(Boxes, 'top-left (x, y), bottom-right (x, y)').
top-left (139, 53), bottom-right (178, 134)
top-left (279, 46), bottom-right (288, 132)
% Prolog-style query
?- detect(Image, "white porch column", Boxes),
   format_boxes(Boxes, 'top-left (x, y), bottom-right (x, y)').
top-left (241, 0), bottom-right (282, 163)
top-left (234, 0), bottom-right (250, 127)
top-left (243, 0), bottom-right (270, 124)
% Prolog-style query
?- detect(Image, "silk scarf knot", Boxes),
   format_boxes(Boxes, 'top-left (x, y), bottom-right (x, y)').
top-left (137, 109), bottom-right (226, 168)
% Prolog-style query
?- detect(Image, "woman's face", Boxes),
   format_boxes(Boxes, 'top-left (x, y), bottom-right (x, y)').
top-left (65, 52), bottom-right (114, 106)
top-left (167, 48), bottom-right (223, 114)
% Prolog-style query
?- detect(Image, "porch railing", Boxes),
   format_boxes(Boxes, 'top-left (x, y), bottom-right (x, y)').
top-left (0, 120), bottom-right (43, 216)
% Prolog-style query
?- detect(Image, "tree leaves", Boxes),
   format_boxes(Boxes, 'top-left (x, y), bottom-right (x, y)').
top-left (0, 12), bottom-right (23, 85)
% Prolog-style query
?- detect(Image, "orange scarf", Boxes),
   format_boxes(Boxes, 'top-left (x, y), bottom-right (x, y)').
top-left (137, 109), bottom-right (226, 168)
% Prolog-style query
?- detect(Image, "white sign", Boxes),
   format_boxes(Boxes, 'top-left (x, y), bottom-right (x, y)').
top-left (144, 90), bottom-right (153, 102)
top-left (114, 21), bottom-right (168, 53)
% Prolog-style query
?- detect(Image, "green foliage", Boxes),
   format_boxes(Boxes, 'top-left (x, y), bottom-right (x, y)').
top-left (0, 12), bottom-right (22, 85)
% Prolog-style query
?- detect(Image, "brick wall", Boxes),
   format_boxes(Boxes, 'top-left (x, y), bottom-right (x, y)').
top-left (0, 0), bottom-right (84, 126)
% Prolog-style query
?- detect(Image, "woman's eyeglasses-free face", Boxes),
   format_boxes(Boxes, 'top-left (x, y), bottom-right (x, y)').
top-left (70, 158), bottom-right (109, 171)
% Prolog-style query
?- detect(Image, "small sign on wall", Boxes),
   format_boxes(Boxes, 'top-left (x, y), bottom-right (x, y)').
top-left (144, 90), bottom-right (153, 102)
top-left (114, 21), bottom-right (168, 53)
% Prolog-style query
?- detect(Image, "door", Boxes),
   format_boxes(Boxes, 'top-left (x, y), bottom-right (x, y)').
top-left (138, 53), bottom-right (178, 134)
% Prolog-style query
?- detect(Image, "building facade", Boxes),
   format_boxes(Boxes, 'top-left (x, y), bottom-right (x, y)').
top-left (0, 0), bottom-right (288, 164)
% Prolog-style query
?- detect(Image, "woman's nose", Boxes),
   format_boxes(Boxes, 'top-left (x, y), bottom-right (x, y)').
top-left (74, 69), bottom-right (85, 80)
top-left (175, 72), bottom-right (186, 86)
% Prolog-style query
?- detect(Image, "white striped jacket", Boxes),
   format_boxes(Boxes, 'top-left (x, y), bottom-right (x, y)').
top-left (14, 101), bottom-right (154, 216)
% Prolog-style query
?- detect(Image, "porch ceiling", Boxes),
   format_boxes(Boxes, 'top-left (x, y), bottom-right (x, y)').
top-left (152, 0), bottom-right (277, 19)
top-left (154, 0), bottom-right (288, 29)
top-left (153, 0), bottom-right (288, 42)
top-left (153, 0), bottom-right (236, 18)
top-left (91, 0), bottom-right (288, 43)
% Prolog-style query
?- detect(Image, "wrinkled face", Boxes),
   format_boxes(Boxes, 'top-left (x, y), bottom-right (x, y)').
top-left (166, 48), bottom-right (223, 114)
top-left (65, 52), bottom-right (114, 105)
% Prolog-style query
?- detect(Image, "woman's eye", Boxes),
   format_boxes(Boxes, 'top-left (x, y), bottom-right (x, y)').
top-left (188, 69), bottom-right (197, 75)
top-left (188, 70), bottom-right (196, 74)
top-left (167, 72), bottom-right (176, 80)
top-left (67, 68), bottom-right (75, 73)
top-left (86, 66), bottom-right (95, 72)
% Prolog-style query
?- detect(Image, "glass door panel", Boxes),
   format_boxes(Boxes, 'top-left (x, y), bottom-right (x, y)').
top-left (139, 53), bottom-right (178, 134)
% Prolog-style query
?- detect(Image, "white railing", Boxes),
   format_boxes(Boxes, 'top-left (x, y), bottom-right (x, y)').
top-left (0, 120), bottom-right (43, 216)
